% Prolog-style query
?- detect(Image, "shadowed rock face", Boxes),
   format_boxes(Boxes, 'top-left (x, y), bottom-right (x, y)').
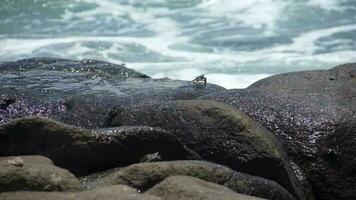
top-left (200, 63), bottom-right (356, 200)
top-left (98, 161), bottom-right (294, 200)
top-left (0, 155), bottom-right (81, 192)
top-left (105, 100), bottom-right (308, 200)
top-left (146, 175), bottom-right (266, 200)
top-left (0, 185), bottom-right (161, 200)
top-left (0, 117), bottom-right (198, 176)
top-left (0, 57), bottom-right (225, 128)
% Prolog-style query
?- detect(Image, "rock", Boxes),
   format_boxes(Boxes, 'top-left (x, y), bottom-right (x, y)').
top-left (0, 57), bottom-right (149, 78)
top-left (0, 185), bottom-right (161, 200)
top-left (200, 63), bottom-right (356, 200)
top-left (146, 175), bottom-right (265, 200)
top-left (0, 116), bottom-right (198, 176)
top-left (79, 168), bottom-right (121, 190)
top-left (223, 170), bottom-right (295, 200)
top-left (0, 155), bottom-right (81, 192)
top-left (105, 100), bottom-right (304, 200)
top-left (99, 160), bottom-right (295, 200)
top-left (0, 57), bottom-right (225, 128)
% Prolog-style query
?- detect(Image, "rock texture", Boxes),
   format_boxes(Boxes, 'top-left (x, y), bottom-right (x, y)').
top-left (105, 100), bottom-right (305, 200)
top-left (0, 185), bottom-right (161, 200)
top-left (146, 175), bottom-right (265, 200)
top-left (2, 57), bottom-right (354, 200)
top-left (0, 155), bottom-right (81, 192)
top-left (200, 63), bottom-right (356, 200)
top-left (0, 117), bottom-right (198, 176)
top-left (0, 57), bottom-right (224, 128)
top-left (99, 160), bottom-right (295, 200)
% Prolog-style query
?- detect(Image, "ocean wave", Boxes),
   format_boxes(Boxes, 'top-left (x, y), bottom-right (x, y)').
top-left (0, 0), bottom-right (355, 88)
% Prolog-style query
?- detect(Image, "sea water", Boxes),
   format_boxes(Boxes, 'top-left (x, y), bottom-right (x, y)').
top-left (0, 0), bottom-right (355, 88)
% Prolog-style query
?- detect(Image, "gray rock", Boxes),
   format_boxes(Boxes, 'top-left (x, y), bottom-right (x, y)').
top-left (0, 117), bottom-right (198, 176)
top-left (200, 63), bottom-right (356, 200)
top-left (146, 175), bottom-right (265, 200)
top-left (99, 160), bottom-right (295, 200)
top-left (105, 100), bottom-right (304, 200)
top-left (0, 155), bottom-right (81, 192)
top-left (0, 185), bottom-right (161, 200)
top-left (0, 57), bottom-right (149, 78)
top-left (0, 57), bottom-right (225, 128)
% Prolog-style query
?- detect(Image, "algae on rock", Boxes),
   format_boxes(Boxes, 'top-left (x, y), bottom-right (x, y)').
top-left (0, 155), bottom-right (81, 192)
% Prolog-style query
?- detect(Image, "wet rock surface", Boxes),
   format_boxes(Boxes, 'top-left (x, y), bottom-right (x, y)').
top-left (146, 175), bottom-right (265, 200)
top-left (0, 155), bottom-right (81, 192)
top-left (0, 185), bottom-right (161, 200)
top-left (0, 57), bottom-right (225, 128)
top-left (98, 158), bottom-right (295, 199)
top-left (0, 117), bottom-right (198, 176)
top-left (200, 63), bottom-right (356, 200)
top-left (1, 58), bottom-right (355, 200)
top-left (105, 99), bottom-right (306, 200)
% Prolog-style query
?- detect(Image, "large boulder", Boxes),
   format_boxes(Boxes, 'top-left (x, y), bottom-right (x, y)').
top-left (146, 175), bottom-right (265, 200)
top-left (105, 100), bottom-right (307, 200)
top-left (0, 57), bottom-right (224, 128)
top-left (200, 63), bottom-right (356, 200)
top-left (98, 160), bottom-right (295, 200)
top-left (0, 57), bottom-right (149, 78)
top-left (0, 155), bottom-right (81, 192)
top-left (0, 185), bottom-right (161, 200)
top-left (0, 117), bottom-right (198, 176)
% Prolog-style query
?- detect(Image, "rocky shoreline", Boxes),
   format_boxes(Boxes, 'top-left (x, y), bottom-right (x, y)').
top-left (0, 58), bottom-right (355, 200)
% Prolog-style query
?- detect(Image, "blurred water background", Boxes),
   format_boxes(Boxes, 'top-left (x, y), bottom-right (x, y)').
top-left (0, 0), bottom-right (356, 88)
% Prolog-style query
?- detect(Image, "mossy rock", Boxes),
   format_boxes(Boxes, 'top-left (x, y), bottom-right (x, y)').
top-left (0, 117), bottom-right (198, 176)
top-left (0, 185), bottom-right (161, 200)
top-left (147, 175), bottom-right (265, 200)
top-left (0, 155), bottom-right (81, 192)
top-left (200, 63), bottom-right (356, 200)
top-left (105, 100), bottom-right (303, 200)
top-left (98, 160), bottom-right (295, 200)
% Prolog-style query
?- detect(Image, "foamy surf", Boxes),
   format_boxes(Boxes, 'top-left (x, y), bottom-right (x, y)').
top-left (0, 0), bottom-right (355, 88)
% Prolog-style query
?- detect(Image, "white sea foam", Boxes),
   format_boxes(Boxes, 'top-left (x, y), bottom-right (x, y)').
top-left (268, 24), bottom-right (356, 54)
top-left (307, 0), bottom-right (346, 11)
top-left (205, 73), bottom-right (271, 89)
top-left (199, 0), bottom-right (285, 30)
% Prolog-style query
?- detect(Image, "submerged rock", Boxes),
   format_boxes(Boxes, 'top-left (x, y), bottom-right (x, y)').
top-left (98, 160), bottom-right (295, 200)
top-left (0, 155), bottom-right (81, 192)
top-left (105, 100), bottom-right (305, 200)
top-left (200, 63), bottom-right (356, 200)
top-left (0, 117), bottom-right (198, 176)
top-left (146, 175), bottom-right (265, 200)
top-left (0, 185), bottom-right (161, 200)
top-left (0, 57), bottom-right (225, 128)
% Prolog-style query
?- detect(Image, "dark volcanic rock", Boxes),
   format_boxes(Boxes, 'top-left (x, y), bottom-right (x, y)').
top-left (200, 63), bottom-right (356, 200)
top-left (0, 155), bottom-right (81, 192)
top-left (105, 100), bottom-right (305, 200)
top-left (146, 175), bottom-right (265, 200)
top-left (0, 185), bottom-right (161, 200)
top-left (0, 57), bottom-right (225, 128)
top-left (0, 117), bottom-right (198, 176)
top-left (0, 57), bottom-right (149, 78)
top-left (99, 160), bottom-right (295, 200)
